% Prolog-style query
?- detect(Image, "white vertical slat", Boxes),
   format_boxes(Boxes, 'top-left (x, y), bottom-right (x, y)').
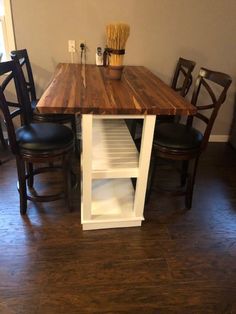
top-left (133, 115), bottom-right (156, 217)
top-left (82, 114), bottom-right (93, 221)
top-left (92, 119), bottom-right (139, 178)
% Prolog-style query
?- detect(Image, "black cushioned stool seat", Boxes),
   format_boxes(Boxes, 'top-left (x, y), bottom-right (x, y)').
top-left (0, 59), bottom-right (76, 215)
top-left (154, 123), bottom-right (203, 151)
top-left (16, 123), bottom-right (74, 151)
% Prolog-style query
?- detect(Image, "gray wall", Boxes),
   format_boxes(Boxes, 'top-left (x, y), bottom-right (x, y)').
top-left (11, 0), bottom-right (236, 136)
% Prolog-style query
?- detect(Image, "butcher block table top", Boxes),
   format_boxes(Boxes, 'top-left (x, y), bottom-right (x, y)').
top-left (36, 63), bottom-right (197, 116)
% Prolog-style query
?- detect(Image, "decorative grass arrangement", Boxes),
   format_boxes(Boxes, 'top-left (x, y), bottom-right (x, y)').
top-left (105, 22), bottom-right (130, 79)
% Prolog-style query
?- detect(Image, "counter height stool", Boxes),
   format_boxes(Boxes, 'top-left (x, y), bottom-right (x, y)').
top-left (0, 60), bottom-right (75, 214)
top-left (149, 67), bottom-right (232, 209)
top-left (10, 49), bottom-right (79, 156)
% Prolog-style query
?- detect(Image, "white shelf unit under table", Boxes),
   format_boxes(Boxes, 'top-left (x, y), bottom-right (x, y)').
top-left (81, 114), bottom-right (156, 230)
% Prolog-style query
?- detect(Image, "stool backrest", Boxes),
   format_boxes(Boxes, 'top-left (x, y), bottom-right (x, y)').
top-left (171, 57), bottom-right (196, 97)
top-left (188, 67), bottom-right (232, 150)
top-left (0, 60), bottom-right (32, 154)
top-left (10, 49), bottom-right (37, 102)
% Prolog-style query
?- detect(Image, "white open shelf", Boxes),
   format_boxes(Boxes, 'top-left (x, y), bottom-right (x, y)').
top-left (82, 178), bottom-right (143, 230)
top-left (81, 114), bottom-right (156, 230)
top-left (92, 119), bottom-right (139, 179)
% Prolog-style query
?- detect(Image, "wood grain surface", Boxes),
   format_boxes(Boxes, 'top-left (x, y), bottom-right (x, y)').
top-left (36, 64), bottom-right (197, 115)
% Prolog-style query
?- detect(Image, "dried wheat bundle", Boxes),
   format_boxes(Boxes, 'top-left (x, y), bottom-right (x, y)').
top-left (106, 23), bottom-right (130, 66)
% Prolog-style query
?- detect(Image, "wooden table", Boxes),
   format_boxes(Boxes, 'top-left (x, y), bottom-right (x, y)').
top-left (37, 63), bottom-right (196, 230)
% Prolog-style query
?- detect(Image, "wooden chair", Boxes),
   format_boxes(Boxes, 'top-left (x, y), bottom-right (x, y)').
top-left (148, 67), bottom-right (232, 209)
top-left (0, 59), bottom-right (75, 214)
top-left (171, 57), bottom-right (196, 96)
top-left (131, 57), bottom-right (196, 138)
top-left (10, 49), bottom-right (79, 155)
top-left (159, 56), bottom-right (196, 123)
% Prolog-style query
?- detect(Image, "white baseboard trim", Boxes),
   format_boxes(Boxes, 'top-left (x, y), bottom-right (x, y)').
top-left (209, 135), bottom-right (229, 142)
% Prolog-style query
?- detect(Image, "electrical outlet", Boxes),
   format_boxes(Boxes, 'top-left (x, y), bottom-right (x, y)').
top-left (79, 39), bottom-right (86, 50)
top-left (68, 40), bottom-right (76, 53)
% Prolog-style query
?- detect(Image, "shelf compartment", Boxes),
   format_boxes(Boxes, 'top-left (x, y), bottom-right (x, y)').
top-left (81, 178), bottom-right (144, 230)
top-left (91, 119), bottom-right (139, 179)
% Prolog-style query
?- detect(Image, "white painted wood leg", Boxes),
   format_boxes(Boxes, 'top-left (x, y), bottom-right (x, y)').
top-left (81, 114), bottom-right (93, 222)
top-left (133, 115), bottom-right (156, 217)
top-left (81, 115), bottom-right (156, 230)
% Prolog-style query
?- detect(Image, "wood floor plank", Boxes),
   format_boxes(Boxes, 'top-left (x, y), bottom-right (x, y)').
top-left (0, 143), bottom-right (236, 313)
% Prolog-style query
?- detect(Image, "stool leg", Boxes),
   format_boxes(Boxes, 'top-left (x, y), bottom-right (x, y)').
top-left (63, 154), bottom-right (73, 211)
top-left (0, 122), bottom-right (6, 149)
top-left (71, 115), bottom-right (79, 157)
top-left (16, 157), bottom-right (27, 214)
top-left (27, 162), bottom-right (34, 188)
top-left (130, 120), bottom-right (137, 140)
top-left (185, 157), bottom-right (199, 210)
top-left (181, 160), bottom-right (189, 187)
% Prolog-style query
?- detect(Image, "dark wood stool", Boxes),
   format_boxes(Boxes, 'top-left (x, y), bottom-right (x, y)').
top-left (149, 67), bottom-right (232, 209)
top-left (0, 59), bottom-right (75, 214)
top-left (10, 49), bottom-right (79, 156)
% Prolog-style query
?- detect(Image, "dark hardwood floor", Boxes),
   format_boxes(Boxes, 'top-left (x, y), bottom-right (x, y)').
top-left (0, 143), bottom-right (236, 314)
